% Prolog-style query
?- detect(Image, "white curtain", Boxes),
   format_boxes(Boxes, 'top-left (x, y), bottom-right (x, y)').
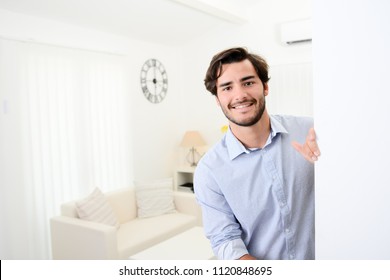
top-left (267, 62), bottom-right (313, 117)
top-left (0, 38), bottom-right (133, 259)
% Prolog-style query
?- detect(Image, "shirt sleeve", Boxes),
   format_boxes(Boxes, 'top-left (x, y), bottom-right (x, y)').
top-left (194, 162), bottom-right (247, 260)
top-left (218, 238), bottom-right (249, 260)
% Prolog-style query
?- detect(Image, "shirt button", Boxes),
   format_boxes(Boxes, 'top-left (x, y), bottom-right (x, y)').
top-left (289, 254), bottom-right (295, 259)
top-left (285, 228), bottom-right (290, 234)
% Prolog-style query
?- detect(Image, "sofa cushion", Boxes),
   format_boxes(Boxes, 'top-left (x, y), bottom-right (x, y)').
top-left (75, 188), bottom-right (120, 228)
top-left (117, 212), bottom-right (197, 258)
top-left (106, 188), bottom-right (137, 224)
top-left (135, 178), bottom-right (176, 218)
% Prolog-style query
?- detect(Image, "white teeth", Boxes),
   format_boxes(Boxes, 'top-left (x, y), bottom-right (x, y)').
top-left (233, 103), bottom-right (251, 109)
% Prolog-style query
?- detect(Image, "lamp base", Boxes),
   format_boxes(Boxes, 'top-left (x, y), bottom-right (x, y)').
top-left (186, 147), bottom-right (201, 167)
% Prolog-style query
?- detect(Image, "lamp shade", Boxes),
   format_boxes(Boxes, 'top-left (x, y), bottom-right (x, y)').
top-left (180, 131), bottom-right (206, 148)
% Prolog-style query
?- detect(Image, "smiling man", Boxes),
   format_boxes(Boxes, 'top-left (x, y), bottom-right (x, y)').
top-left (194, 47), bottom-right (320, 260)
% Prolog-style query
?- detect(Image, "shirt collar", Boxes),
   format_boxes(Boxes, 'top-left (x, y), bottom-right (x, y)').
top-left (225, 115), bottom-right (288, 160)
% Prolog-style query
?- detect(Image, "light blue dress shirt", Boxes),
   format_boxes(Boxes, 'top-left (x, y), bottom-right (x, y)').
top-left (194, 115), bottom-right (314, 260)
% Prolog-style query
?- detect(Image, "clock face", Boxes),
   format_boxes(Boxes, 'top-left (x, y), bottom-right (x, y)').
top-left (140, 58), bottom-right (168, 103)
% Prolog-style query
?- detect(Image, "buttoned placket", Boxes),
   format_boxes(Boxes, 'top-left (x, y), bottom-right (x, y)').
top-left (264, 149), bottom-right (296, 260)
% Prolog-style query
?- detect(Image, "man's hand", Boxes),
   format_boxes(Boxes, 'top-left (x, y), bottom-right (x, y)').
top-left (239, 254), bottom-right (257, 260)
top-left (291, 127), bottom-right (321, 163)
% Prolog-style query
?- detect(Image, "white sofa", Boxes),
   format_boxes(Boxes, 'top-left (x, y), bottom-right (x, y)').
top-left (50, 188), bottom-right (202, 259)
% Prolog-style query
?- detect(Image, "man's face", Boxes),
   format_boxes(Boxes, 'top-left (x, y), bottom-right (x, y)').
top-left (215, 59), bottom-right (268, 127)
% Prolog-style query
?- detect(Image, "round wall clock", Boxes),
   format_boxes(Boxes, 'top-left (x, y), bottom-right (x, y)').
top-left (140, 58), bottom-right (168, 104)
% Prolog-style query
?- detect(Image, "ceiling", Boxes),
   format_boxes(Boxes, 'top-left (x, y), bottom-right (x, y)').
top-left (0, 0), bottom-right (260, 45)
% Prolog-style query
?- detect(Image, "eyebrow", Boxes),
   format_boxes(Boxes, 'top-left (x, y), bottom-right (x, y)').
top-left (218, 75), bottom-right (256, 88)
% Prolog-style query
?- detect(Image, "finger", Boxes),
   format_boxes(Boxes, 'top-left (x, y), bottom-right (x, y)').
top-left (308, 142), bottom-right (321, 157)
top-left (292, 141), bottom-right (315, 163)
top-left (304, 142), bottom-right (318, 162)
top-left (307, 127), bottom-right (316, 141)
top-left (306, 128), bottom-right (321, 157)
top-left (291, 141), bottom-right (303, 154)
top-left (303, 141), bottom-right (318, 162)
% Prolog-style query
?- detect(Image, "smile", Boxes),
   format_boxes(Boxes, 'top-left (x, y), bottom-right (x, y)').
top-left (231, 102), bottom-right (254, 109)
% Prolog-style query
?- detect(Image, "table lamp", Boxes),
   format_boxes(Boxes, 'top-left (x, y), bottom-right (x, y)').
top-left (180, 131), bottom-right (206, 166)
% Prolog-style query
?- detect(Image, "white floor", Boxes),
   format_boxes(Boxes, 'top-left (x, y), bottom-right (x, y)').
top-left (129, 226), bottom-right (215, 260)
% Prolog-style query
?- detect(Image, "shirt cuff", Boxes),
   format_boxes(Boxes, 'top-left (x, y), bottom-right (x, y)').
top-left (217, 238), bottom-right (248, 260)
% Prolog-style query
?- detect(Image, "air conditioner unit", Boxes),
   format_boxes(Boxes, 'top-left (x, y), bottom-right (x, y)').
top-left (280, 18), bottom-right (312, 45)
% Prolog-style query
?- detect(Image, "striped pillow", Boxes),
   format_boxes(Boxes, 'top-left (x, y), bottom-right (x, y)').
top-left (135, 178), bottom-right (176, 218)
top-left (75, 188), bottom-right (120, 228)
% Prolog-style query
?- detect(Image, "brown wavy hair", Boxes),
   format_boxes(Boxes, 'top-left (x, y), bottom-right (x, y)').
top-left (204, 47), bottom-right (270, 96)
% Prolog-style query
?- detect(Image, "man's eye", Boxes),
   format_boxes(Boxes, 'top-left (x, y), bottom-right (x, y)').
top-left (222, 86), bottom-right (231, 91)
top-left (244, 81), bottom-right (254, 86)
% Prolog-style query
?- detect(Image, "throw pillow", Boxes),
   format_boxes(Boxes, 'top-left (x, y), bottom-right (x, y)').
top-left (135, 178), bottom-right (176, 218)
top-left (75, 187), bottom-right (120, 228)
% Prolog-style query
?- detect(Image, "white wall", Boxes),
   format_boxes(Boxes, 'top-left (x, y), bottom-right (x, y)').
top-left (314, 0), bottom-right (390, 259)
top-left (0, 8), bottom-right (188, 259)
top-left (0, 8), bottom-right (188, 182)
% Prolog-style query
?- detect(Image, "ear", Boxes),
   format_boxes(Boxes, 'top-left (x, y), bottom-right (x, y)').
top-left (215, 95), bottom-right (221, 107)
top-left (263, 83), bottom-right (269, 96)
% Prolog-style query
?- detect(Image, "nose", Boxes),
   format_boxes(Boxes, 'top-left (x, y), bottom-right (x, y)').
top-left (232, 84), bottom-right (249, 101)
